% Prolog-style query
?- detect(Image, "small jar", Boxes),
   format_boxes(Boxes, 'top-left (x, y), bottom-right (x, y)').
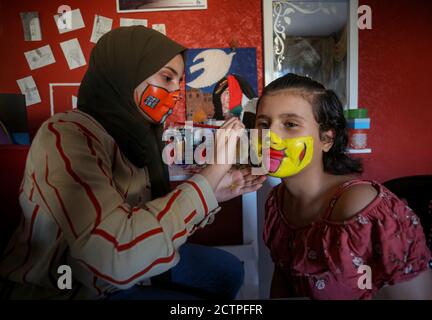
top-left (349, 129), bottom-right (368, 149)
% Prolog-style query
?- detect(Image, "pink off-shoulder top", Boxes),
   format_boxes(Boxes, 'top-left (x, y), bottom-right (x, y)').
top-left (264, 179), bottom-right (431, 300)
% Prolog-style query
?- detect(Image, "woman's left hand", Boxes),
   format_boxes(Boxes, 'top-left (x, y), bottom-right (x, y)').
top-left (214, 167), bottom-right (267, 203)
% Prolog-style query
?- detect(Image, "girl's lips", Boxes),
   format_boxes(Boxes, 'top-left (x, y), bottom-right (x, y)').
top-left (270, 148), bottom-right (285, 159)
top-left (269, 148), bottom-right (285, 172)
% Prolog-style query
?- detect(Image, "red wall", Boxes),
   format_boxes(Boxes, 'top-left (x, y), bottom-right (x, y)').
top-left (1, 0), bottom-right (431, 184)
top-left (358, 0), bottom-right (432, 182)
top-left (0, 0), bottom-right (263, 138)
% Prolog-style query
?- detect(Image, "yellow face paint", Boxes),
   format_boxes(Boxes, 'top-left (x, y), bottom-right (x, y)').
top-left (256, 131), bottom-right (314, 178)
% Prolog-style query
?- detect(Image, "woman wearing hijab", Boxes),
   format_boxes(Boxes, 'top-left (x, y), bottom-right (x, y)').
top-left (0, 27), bottom-right (266, 300)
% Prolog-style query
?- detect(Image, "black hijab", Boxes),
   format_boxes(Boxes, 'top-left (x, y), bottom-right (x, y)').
top-left (78, 26), bottom-right (185, 199)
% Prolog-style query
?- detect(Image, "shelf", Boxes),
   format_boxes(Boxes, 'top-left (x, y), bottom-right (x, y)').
top-left (347, 148), bottom-right (372, 154)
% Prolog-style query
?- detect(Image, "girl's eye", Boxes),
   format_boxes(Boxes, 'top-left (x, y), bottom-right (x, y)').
top-left (164, 75), bottom-right (172, 82)
top-left (257, 122), bottom-right (269, 129)
top-left (284, 122), bottom-right (298, 128)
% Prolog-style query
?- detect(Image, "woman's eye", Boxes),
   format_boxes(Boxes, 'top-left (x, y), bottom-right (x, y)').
top-left (164, 75), bottom-right (172, 82)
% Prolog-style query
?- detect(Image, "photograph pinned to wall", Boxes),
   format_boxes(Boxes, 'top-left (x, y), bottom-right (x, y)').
top-left (90, 15), bottom-right (113, 43)
top-left (152, 24), bottom-right (166, 35)
top-left (185, 48), bottom-right (258, 125)
top-left (24, 45), bottom-right (56, 70)
top-left (20, 12), bottom-right (42, 41)
top-left (60, 38), bottom-right (86, 70)
top-left (120, 18), bottom-right (148, 27)
top-left (49, 83), bottom-right (80, 115)
top-left (117, 0), bottom-right (207, 13)
top-left (54, 8), bottom-right (85, 34)
top-left (16, 76), bottom-right (41, 106)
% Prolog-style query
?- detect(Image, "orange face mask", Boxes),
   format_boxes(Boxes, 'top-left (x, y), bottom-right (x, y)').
top-left (138, 85), bottom-right (180, 124)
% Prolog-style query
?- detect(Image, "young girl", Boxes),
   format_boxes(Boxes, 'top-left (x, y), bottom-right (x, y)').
top-left (257, 73), bottom-right (432, 300)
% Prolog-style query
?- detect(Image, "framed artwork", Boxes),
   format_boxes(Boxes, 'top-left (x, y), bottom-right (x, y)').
top-left (263, 0), bottom-right (359, 109)
top-left (167, 47), bottom-right (258, 181)
top-left (117, 0), bottom-right (207, 13)
top-left (184, 47), bottom-right (258, 123)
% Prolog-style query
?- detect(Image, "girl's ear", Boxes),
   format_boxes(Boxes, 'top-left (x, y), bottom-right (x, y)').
top-left (321, 129), bottom-right (335, 152)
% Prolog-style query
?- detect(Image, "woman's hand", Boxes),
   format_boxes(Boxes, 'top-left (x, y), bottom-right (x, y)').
top-left (214, 167), bottom-right (267, 203)
top-left (199, 117), bottom-right (245, 192)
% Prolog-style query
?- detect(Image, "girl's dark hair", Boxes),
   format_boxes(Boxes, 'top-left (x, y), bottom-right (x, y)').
top-left (258, 73), bottom-right (363, 175)
top-left (212, 74), bottom-right (256, 120)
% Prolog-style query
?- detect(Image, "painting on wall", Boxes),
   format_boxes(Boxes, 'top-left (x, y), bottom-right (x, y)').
top-left (117, 0), bottom-right (207, 13)
top-left (166, 47), bottom-right (258, 181)
top-left (184, 47), bottom-right (258, 125)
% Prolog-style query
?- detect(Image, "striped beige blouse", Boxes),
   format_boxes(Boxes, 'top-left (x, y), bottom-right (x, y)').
top-left (0, 110), bottom-right (219, 299)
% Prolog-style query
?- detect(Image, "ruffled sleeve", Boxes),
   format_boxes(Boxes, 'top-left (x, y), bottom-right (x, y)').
top-left (321, 184), bottom-right (431, 296)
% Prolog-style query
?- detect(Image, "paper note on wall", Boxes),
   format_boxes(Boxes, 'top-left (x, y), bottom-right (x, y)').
top-left (152, 24), bottom-right (166, 35)
top-left (90, 15), bottom-right (113, 43)
top-left (20, 12), bottom-right (42, 41)
top-left (16, 76), bottom-right (41, 106)
top-left (120, 18), bottom-right (148, 27)
top-left (60, 38), bottom-right (86, 70)
top-left (54, 8), bottom-right (85, 34)
top-left (24, 45), bottom-right (56, 70)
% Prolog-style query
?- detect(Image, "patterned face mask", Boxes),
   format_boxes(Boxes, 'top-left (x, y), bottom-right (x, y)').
top-left (138, 84), bottom-right (180, 124)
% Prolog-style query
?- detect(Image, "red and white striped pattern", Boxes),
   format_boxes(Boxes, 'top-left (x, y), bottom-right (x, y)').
top-left (0, 110), bottom-right (219, 299)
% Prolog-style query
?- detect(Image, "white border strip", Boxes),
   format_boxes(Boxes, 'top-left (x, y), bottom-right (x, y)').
top-left (347, 148), bottom-right (372, 154)
top-left (263, 0), bottom-right (274, 86)
top-left (348, 0), bottom-right (359, 109)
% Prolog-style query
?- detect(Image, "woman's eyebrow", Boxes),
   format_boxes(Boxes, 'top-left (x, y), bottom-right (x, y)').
top-left (256, 115), bottom-right (270, 120)
top-left (163, 66), bottom-right (179, 77)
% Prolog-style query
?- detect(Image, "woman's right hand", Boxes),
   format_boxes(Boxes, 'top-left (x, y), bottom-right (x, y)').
top-left (199, 117), bottom-right (245, 192)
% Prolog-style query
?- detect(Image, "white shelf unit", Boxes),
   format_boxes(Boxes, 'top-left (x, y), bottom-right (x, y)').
top-left (215, 191), bottom-right (260, 300)
top-left (347, 148), bottom-right (372, 154)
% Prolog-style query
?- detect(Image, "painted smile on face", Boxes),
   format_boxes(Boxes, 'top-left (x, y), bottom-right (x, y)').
top-left (264, 131), bottom-right (314, 178)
